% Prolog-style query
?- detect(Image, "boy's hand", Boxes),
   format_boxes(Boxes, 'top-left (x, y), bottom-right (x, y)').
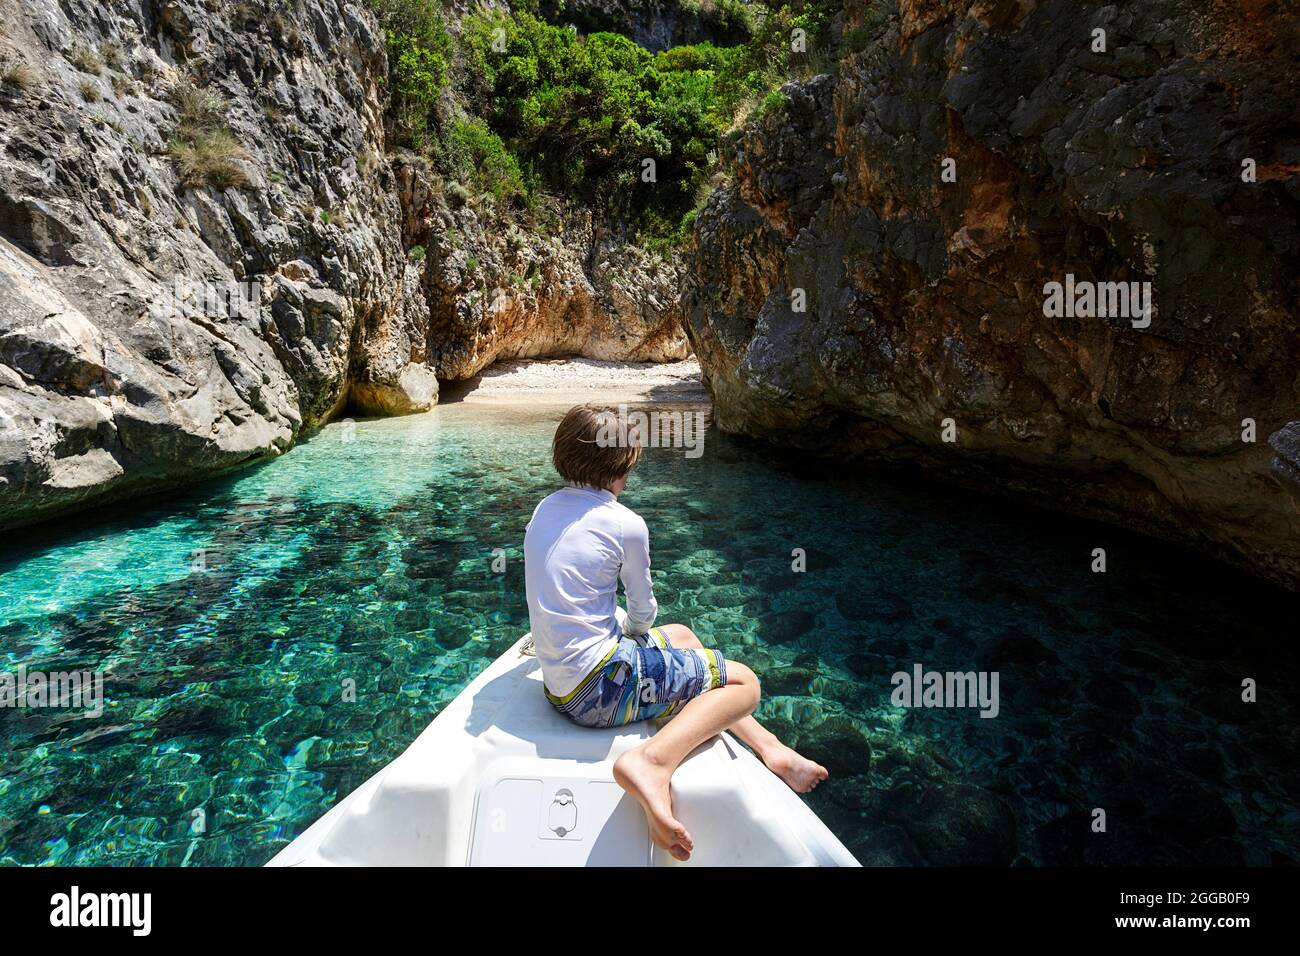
top-left (624, 617), bottom-right (653, 637)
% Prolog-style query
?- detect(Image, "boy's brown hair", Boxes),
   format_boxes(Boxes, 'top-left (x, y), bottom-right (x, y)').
top-left (552, 404), bottom-right (643, 490)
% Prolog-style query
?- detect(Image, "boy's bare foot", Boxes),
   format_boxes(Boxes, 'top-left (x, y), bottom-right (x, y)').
top-left (761, 743), bottom-right (829, 793)
top-left (613, 747), bottom-right (693, 861)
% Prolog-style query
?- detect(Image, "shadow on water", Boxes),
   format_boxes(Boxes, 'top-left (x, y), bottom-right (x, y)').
top-left (0, 407), bottom-right (1296, 866)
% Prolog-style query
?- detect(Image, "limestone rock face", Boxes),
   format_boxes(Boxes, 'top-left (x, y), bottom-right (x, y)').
top-left (0, 0), bottom-right (435, 528)
top-left (397, 160), bottom-right (689, 382)
top-left (0, 2), bottom-right (693, 529)
top-left (684, 1), bottom-right (1300, 588)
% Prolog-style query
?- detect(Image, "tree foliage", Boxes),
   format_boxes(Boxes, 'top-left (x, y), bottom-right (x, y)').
top-left (368, 0), bottom-right (453, 146)
top-left (457, 10), bottom-right (743, 238)
top-left (368, 1), bottom-right (854, 246)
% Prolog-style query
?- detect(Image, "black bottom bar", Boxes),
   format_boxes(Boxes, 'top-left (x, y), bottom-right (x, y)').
top-left (0, 866), bottom-right (1293, 942)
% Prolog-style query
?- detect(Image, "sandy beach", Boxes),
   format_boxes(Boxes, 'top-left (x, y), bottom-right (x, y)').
top-left (442, 357), bottom-right (710, 406)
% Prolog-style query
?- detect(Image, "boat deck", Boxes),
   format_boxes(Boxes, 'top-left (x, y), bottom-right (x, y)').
top-left (269, 637), bottom-right (859, 867)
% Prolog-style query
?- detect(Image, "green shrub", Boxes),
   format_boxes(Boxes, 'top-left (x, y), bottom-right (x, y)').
top-left (101, 42), bottom-right (125, 71)
top-left (714, 1), bottom-right (841, 113)
top-left (69, 45), bottom-right (102, 75)
top-left (712, 0), bottom-right (758, 35)
top-left (167, 75), bottom-right (252, 190)
top-left (755, 89), bottom-right (787, 122)
top-left (0, 58), bottom-right (36, 90)
top-left (364, 1), bottom-right (849, 250)
top-left (456, 11), bottom-right (737, 239)
top-left (639, 204), bottom-right (703, 254)
top-left (443, 116), bottom-right (531, 204)
top-left (171, 77), bottom-right (227, 138)
top-left (270, 13), bottom-right (304, 51)
top-left (446, 181), bottom-right (471, 206)
top-left (367, 0), bottom-right (453, 147)
top-left (408, 244), bottom-right (426, 262)
top-left (169, 130), bottom-right (253, 190)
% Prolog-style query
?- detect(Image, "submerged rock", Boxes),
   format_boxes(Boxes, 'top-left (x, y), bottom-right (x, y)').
top-left (836, 588), bottom-right (915, 626)
top-left (993, 628), bottom-right (1060, 667)
top-left (1038, 783), bottom-right (1240, 865)
top-left (844, 653), bottom-right (877, 679)
top-left (844, 821), bottom-right (926, 867)
top-left (761, 662), bottom-right (817, 697)
top-left (758, 608), bottom-right (815, 645)
top-left (801, 714), bottom-right (873, 777)
top-left (907, 784), bottom-right (1018, 867)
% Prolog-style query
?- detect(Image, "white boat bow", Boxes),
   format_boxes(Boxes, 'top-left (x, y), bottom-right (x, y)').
top-left (268, 635), bottom-right (860, 867)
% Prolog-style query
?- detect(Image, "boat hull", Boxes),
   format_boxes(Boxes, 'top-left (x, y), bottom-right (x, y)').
top-left (268, 637), bottom-right (859, 867)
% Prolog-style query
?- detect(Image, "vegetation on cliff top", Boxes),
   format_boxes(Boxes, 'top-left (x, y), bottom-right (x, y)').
top-left (526, 0), bottom-right (758, 47)
top-left (457, 10), bottom-right (740, 242)
top-left (368, 0), bottom-right (849, 248)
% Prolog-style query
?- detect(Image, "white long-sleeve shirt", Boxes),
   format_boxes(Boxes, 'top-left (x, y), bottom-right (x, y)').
top-left (524, 485), bottom-right (658, 697)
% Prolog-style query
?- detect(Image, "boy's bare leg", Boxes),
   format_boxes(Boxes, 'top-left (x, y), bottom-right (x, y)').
top-left (613, 665), bottom-right (760, 861)
top-left (657, 623), bottom-right (829, 794)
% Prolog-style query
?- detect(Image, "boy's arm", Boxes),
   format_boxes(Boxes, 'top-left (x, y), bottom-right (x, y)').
top-left (619, 512), bottom-right (658, 636)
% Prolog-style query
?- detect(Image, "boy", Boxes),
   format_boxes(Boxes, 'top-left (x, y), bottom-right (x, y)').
top-left (524, 404), bottom-right (828, 861)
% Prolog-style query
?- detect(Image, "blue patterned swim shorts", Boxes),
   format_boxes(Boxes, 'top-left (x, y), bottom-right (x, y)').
top-left (544, 627), bottom-right (728, 729)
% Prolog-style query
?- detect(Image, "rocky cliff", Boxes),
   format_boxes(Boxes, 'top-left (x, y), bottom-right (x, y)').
top-left (0, 0), bottom-right (684, 528)
top-left (0, 0), bottom-right (427, 528)
top-left (395, 157), bottom-right (688, 382)
top-left (684, 0), bottom-right (1300, 588)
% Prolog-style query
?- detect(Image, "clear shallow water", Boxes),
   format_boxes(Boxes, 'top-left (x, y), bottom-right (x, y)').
top-left (0, 402), bottom-right (1296, 866)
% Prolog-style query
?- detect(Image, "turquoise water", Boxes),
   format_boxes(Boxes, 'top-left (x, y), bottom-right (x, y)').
top-left (0, 401), bottom-right (1296, 866)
